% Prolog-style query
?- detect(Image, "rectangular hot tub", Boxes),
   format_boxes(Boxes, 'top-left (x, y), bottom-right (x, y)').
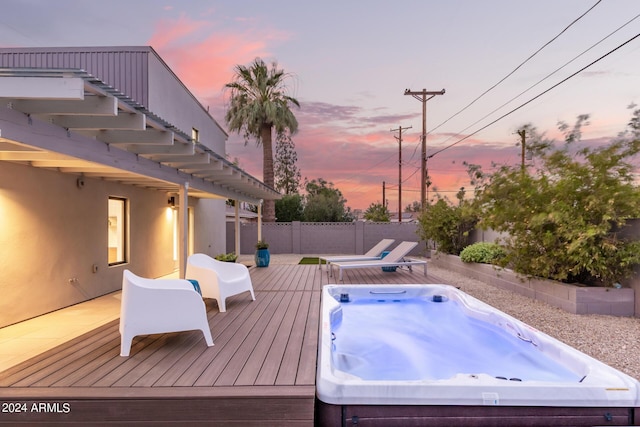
top-left (316, 284), bottom-right (640, 426)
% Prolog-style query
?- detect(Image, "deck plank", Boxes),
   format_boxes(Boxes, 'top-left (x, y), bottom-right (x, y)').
top-left (256, 291), bottom-right (308, 385)
top-left (237, 291), bottom-right (303, 385)
top-left (275, 290), bottom-right (314, 385)
top-left (188, 291), bottom-right (280, 386)
top-left (215, 290), bottom-right (294, 386)
top-left (37, 333), bottom-right (122, 387)
top-left (9, 327), bottom-right (123, 387)
top-left (150, 300), bottom-right (251, 387)
top-left (0, 321), bottom-right (118, 386)
top-left (296, 289), bottom-right (321, 385)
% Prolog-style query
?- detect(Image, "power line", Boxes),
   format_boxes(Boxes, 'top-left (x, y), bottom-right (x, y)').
top-left (428, 31), bottom-right (640, 159)
top-left (429, 0), bottom-right (602, 135)
top-left (431, 11), bottom-right (640, 150)
top-left (331, 151), bottom-right (396, 187)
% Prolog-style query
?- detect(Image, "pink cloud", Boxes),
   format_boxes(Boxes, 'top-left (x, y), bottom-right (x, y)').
top-left (147, 13), bottom-right (289, 104)
top-left (226, 112), bottom-right (524, 210)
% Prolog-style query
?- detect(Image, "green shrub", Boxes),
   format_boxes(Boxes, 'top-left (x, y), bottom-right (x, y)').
top-left (460, 242), bottom-right (506, 265)
top-left (417, 191), bottom-right (478, 255)
top-left (471, 113), bottom-right (640, 286)
top-left (214, 252), bottom-right (238, 262)
top-left (255, 240), bottom-right (269, 249)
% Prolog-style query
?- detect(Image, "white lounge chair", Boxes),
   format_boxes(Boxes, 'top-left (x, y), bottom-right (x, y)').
top-left (119, 269), bottom-right (214, 357)
top-left (329, 241), bottom-right (427, 281)
top-left (186, 253), bottom-right (256, 312)
top-left (319, 238), bottom-right (395, 275)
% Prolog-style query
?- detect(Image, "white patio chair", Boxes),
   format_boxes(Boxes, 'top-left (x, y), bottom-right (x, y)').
top-left (119, 269), bottom-right (214, 357)
top-left (186, 253), bottom-right (256, 312)
top-left (329, 241), bottom-right (427, 281)
top-left (319, 238), bottom-right (395, 275)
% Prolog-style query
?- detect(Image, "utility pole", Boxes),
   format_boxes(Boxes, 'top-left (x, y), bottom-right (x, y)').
top-left (518, 129), bottom-right (526, 170)
top-left (391, 125), bottom-right (411, 222)
top-left (404, 88), bottom-right (445, 211)
top-left (382, 181), bottom-right (386, 207)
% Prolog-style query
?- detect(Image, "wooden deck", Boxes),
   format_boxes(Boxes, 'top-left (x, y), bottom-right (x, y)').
top-left (0, 263), bottom-right (437, 426)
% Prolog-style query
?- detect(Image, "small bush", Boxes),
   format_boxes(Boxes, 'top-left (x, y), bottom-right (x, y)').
top-left (255, 240), bottom-right (269, 249)
top-left (460, 242), bottom-right (506, 264)
top-left (214, 252), bottom-right (238, 262)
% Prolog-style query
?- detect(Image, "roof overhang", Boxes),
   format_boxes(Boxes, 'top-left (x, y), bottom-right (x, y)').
top-left (0, 68), bottom-right (280, 204)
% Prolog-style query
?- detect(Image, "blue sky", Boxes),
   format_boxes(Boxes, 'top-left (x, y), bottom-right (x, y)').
top-left (1, 0), bottom-right (639, 209)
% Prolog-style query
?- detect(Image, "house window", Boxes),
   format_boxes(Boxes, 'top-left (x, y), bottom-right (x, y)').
top-left (108, 197), bottom-right (127, 265)
top-left (192, 127), bottom-right (199, 143)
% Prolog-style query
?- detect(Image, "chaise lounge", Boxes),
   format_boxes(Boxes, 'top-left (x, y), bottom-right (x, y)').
top-left (319, 238), bottom-right (395, 275)
top-left (328, 241), bottom-right (427, 281)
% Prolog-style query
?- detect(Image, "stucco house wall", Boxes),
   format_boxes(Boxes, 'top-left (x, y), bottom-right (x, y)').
top-left (193, 198), bottom-right (227, 257)
top-left (0, 162), bottom-right (176, 327)
top-left (146, 50), bottom-right (227, 153)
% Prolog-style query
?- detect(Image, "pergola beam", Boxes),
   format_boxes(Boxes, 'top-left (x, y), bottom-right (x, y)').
top-left (127, 143), bottom-right (194, 155)
top-left (160, 153), bottom-right (210, 166)
top-left (95, 129), bottom-right (174, 145)
top-left (7, 95), bottom-right (118, 115)
top-left (42, 112), bottom-right (146, 130)
top-left (0, 76), bottom-right (84, 100)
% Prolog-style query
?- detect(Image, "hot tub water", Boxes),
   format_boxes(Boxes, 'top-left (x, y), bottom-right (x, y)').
top-left (332, 296), bottom-right (581, 382)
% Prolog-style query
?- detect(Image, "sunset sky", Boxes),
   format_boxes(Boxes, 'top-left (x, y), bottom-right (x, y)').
top-left (1, 0), bottom-right (639, 210)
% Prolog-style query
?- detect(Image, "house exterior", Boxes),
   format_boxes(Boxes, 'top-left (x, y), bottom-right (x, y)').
top-left (0, 46), bottom-right (279, 328)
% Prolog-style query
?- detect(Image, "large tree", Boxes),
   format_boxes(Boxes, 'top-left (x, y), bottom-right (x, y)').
top-left (225, 58), bottom-right (300, 222)
top-left (274, 132), bottom-right (302, 195)
top-left (275, 193), bottom-right (304, 222)
top-left (303, 178), bottom-right (354, 222)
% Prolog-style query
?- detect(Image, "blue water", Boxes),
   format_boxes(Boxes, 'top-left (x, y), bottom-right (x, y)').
top-left (331, 297), bottom-right (582, 382)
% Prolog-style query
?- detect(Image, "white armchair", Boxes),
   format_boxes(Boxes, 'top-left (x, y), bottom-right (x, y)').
top-left (186, 253), bottom-right (256, 312)
top-left (119, 269), bottom-right (214, 357)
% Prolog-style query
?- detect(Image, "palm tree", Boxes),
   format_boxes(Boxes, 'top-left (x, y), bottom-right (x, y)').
top-left (224, 58), bottom-right (300, 222)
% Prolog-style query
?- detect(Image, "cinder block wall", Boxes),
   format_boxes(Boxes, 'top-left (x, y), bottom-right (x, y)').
top-left (226, 221), bottom-right (424, 256)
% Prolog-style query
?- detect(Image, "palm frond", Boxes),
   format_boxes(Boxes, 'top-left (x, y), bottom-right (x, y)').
top-left (224, 57), bottom-right (300, 144)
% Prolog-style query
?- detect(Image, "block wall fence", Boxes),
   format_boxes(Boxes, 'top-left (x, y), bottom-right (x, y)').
top-left (226, 221), bottom-right (424, 256)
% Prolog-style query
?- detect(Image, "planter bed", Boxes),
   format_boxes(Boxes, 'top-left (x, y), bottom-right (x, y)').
top-left (430, 253), bottom-right (635, 317)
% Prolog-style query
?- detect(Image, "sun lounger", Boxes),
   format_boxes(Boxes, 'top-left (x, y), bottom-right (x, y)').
top-left (319, 238), bottom-right (395, 274)
top-left (329, 241), bottom-right (427, 281)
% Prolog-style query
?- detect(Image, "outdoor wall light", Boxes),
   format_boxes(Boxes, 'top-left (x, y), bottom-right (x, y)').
top-left (167, 196), bottom-right (175, 207)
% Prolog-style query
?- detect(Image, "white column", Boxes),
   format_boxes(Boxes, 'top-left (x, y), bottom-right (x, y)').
top-left (179, 182), bottom-right (189, 278)
top-left (234, 201), bottom-right (240, 255)
top-left (257, 201), bottom-right (263, 242)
